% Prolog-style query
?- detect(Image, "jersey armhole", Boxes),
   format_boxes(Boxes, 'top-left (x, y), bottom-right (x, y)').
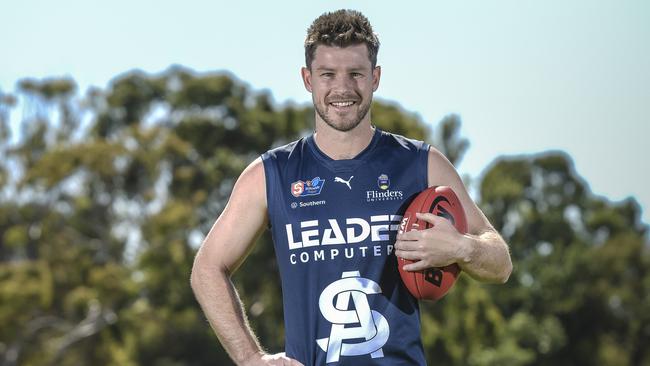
top-left (421, 143), bottom-right (431, 189)
top-left (261, 152), bottom-right (279, 230)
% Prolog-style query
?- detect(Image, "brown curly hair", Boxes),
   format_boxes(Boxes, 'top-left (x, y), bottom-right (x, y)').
top-left (304, 9), bottom-right (380, 70)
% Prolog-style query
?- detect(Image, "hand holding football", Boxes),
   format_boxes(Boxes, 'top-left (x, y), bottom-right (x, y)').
top-left (395, 186), bottom-right (468, 301)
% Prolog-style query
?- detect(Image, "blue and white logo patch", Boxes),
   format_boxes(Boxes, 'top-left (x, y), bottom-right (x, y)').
top-left (377, 174), bottom-right (390, 190)
top-left (291, 176), bottom-right (325, 197)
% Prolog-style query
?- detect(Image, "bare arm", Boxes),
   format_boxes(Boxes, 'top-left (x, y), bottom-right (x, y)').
top-left (395, 147), bottom-right (513, 283)
top-left (190, 158), bottom-right (302, 366)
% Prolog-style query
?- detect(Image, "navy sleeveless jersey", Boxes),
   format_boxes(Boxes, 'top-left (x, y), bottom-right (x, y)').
top-left (261, 129), bottom-right (430, 365)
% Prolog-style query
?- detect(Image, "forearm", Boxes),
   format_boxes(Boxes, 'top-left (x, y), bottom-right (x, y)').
top-left (458, 229), bottom-right (512, 283)
top-left (190, 263), bottom-right (264, 364)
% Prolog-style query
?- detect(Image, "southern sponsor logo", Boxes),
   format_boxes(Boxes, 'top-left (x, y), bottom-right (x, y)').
top-left (291, 176), bottom-right (325, 197)
top-left (291, 200), bottom-right (326, 209)
top-left (366, 174), bottom-right (403, 202)
top-left (317, 271), bottom-right (389, 363)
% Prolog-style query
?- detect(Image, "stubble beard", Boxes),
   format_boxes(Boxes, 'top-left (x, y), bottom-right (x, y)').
top-left (314, 95), bottom-right (372, 132)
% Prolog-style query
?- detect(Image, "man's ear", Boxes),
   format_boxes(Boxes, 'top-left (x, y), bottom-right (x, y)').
top-left (301, 67), bottom-right (313, 93)
top-left (372, 65), bottom-right (381, 92)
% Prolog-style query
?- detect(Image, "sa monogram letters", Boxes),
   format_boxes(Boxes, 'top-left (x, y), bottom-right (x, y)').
top-left (316, 271), bottom-right (389, 363)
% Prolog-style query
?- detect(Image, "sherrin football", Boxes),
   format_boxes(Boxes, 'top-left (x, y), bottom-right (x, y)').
top-left (397, 186), bottom-right (468, 301)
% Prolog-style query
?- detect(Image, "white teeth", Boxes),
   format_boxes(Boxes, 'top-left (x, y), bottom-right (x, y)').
top-left (331, 101), bottom-right (354, 107)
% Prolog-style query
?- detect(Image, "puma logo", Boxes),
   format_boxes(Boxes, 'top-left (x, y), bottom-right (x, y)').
top-left (334, 176), bottom-right (353, 190)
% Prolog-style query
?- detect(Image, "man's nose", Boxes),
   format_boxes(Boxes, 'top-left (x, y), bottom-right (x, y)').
top-left (332, 74), bottom-right (355, 91)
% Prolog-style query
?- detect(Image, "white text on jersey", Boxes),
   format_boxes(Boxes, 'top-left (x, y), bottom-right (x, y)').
top-left (285, 215), bottom-right (402, 249)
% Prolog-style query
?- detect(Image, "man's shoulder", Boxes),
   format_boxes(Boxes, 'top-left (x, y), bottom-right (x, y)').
top-left (261, 137), bottom-right (306, 163)
top-left (378, 129), bottom-right (429, 152)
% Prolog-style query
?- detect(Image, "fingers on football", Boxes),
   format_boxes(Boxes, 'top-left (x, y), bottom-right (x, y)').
top-left (395, 249), bottom-right (420, 260)
top-left (394, 239), bottom-right (421, 251)
top-left (403, 260), bottom-right (426, 272)
top-left (397, 229), bottom-right (421, 241)
top-left (418, 213), bottom-right (455, 230)
top-left (415, 212), bottom-right (439, 223)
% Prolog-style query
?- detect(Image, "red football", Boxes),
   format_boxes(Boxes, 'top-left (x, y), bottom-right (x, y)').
top-left (397, 186), bottom-right (468, 301)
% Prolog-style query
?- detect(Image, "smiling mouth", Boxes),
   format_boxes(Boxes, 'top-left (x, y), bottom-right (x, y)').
top-left (329, 101), bottom-right (357, 108)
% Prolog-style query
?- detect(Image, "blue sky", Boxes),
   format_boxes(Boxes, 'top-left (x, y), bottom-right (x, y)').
top-left (1, 0), bottom-right (649, 224)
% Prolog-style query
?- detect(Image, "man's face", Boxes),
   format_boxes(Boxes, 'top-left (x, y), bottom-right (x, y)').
top-left (301, 44), bottom-right (381, 132)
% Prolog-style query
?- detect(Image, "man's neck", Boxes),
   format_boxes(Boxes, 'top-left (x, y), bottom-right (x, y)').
top-left (313, 120), bottom-right (375, 160)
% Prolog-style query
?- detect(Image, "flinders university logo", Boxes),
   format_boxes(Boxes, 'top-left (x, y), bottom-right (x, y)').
top-left (367, 174), bottom-right (403, 202)
top-left (377, 174), bottom-right (390, 190)
top-left (317, 271), bottom-right (389, 363)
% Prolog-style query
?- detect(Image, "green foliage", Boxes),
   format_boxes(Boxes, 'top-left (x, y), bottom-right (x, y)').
top-left (0, 67), bottom-right (647, 366)
top-left (478, 152), bottom-right (649, 365)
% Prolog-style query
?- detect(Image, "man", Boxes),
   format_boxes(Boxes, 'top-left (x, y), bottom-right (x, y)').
top-left (191, 9), bottom-right (512, 366)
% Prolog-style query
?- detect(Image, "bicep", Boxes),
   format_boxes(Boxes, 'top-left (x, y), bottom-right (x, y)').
top-left (427, 148), bottom-right (494, 235)
top-left (194, 157), bottom-right (268, 275)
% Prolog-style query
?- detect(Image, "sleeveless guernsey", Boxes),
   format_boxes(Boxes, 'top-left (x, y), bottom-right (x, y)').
top-left (261, 129), bottom-right (430, 365)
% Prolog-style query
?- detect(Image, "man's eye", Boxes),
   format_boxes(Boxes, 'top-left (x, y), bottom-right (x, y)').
top-left (321, 73), bottom-right (334, 78)
top-left (351, 73), bottom-right (363, 78)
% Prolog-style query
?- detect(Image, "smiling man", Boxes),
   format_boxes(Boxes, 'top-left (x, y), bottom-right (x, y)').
top-left (191, 9), bottom-right (512, 366)
top-left (307, 42), bottom-right (375, 134)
